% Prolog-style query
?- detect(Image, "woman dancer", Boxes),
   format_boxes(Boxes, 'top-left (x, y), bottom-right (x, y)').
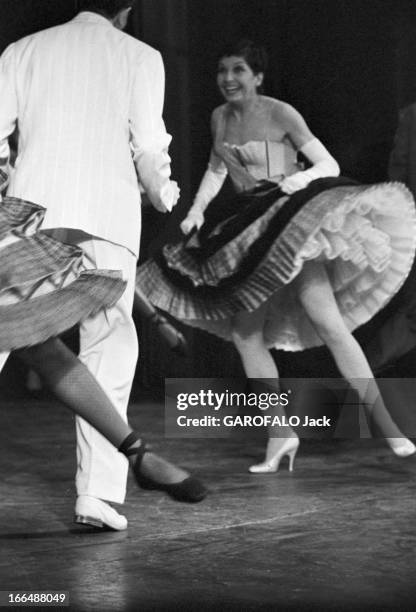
top-left (137, 40), bottom-right (416, 472)
top-left (0, 172), bottom-right (207, 512)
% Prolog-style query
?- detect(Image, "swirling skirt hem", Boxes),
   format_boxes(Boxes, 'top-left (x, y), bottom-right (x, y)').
top-left (136, 181), bottom-right (416, 351)
top-left (0, 271), bottom-right (126, 351)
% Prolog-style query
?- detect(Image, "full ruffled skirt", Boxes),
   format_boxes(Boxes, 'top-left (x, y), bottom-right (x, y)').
top-left (136, 177), bottom-right (416, 351)
top-left (0, 196), bottom-right (126, 351)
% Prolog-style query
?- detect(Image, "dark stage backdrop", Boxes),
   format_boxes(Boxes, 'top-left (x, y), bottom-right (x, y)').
top-left (1, 1), bottom-right (416, 391)
top-left (187, 0), bottom-right (402, 184)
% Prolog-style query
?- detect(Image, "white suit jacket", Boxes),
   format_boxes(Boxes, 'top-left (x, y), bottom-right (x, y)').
top-left (0, 11), bottom-right (176, 256)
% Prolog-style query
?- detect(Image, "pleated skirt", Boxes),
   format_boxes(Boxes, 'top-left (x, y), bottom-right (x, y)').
top-left (0, 194), bottom-right (126, 351)
top-left (136, 177), bottom-right (416, 351)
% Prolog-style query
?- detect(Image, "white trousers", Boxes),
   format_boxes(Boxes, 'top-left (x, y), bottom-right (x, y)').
top-left (0, 352), bottom-right (10, 373)
top-left (51, 229), bottom-right (139, 504)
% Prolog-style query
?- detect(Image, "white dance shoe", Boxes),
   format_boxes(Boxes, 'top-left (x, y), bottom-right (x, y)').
top-left (74, 495), bottom-right (128, 531)
top-left (249, 436), bottom-right (300, 473)
top-left (387, 438), bottom-right (416, 458)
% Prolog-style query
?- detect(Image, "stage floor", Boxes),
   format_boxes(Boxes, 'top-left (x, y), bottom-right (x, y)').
top-left (0, 397), bottom-right (415, 611)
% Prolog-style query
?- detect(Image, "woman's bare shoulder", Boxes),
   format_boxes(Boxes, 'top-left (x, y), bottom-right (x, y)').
top-left (211, 104), bottom-right (227, 125)
top-left (265, 98), bottom-right (301, 123)
top-left (263, 97), bottom-right (312, 144)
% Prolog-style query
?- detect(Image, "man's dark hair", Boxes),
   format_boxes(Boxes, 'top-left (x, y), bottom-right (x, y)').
top-left (77, 0), bottom-right (135, 18)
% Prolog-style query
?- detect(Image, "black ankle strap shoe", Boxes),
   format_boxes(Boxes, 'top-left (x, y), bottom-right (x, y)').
top-left (119, 433), bottom-right (208, 503)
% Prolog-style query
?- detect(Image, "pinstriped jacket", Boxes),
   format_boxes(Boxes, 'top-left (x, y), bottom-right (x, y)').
top-left (0, 11), bottom-right (177, 256)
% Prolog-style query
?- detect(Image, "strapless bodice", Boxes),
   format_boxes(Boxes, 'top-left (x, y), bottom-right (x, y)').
top-left (220, 140), bottom-right (299, 182)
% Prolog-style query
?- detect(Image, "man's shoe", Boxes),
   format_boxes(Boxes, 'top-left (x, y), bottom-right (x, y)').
top-left (74, 495), bottom-right (128, 531)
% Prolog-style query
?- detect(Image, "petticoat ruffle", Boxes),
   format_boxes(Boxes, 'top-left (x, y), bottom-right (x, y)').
top-left (136, 178), bottom-right (416, 351)
top-left (0, 194), bottom-right (126, 351)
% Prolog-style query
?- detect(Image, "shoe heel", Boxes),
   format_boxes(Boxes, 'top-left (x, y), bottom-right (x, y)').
top-left (249, 437), bottom-right (299, 474)
top-left (287, 448), bottom-right (297, 472)
top-left (74, 514), bottom-right (104, 529)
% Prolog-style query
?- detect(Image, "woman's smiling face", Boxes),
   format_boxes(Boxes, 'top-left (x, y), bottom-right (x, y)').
top-left (217, 55), bottom-right (263, 103)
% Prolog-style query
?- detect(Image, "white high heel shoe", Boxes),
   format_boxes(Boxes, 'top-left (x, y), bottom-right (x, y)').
top-left (249, 436), bottom-right (300, 473)
top-left (387, 438), bottom-right (416, 458)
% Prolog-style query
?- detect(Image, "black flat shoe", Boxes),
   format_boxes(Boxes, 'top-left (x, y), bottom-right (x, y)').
top-left (119, 433), bottom-right (208, 503)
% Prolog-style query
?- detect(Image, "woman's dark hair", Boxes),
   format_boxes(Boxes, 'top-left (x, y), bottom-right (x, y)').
top-left (77, 0), bottom-right (135, 18)
top-left (218, 39), bottom-right (268, 75)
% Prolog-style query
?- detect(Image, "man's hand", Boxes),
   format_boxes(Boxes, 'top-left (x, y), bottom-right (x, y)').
top-left (153, 180), bottom-right (180, 213)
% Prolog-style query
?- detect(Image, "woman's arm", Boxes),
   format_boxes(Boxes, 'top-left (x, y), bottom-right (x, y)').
top-left (180, 108), bottom-right (228, 234)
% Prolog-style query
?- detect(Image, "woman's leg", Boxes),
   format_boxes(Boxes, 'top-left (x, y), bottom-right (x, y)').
top-left (16, 338), bottom-right (191, 483)
top-left (294, 261), bottom-right (415, 455)
top-left (231, 305), bottom-right (299, 471)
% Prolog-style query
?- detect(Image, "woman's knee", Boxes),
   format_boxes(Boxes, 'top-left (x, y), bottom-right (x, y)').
top-left (231, 326), bottom-right (266, 356)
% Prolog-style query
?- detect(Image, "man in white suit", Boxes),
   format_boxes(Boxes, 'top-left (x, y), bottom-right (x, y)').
top-left (0, 0), bottom-right (180, 529)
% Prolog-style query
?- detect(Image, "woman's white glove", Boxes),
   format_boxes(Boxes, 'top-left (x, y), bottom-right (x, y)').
top-left (279, 138), bottom-right (340, 195)
top-left (180, 163), bottom-right (227, 235)
top-left (180, 210), bottom-right (205, 235)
